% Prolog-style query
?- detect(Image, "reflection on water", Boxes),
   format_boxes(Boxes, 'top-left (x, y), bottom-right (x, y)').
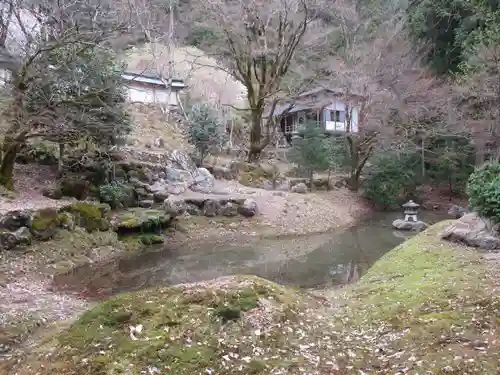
top-left (55, 211), bottom-right (450, 295)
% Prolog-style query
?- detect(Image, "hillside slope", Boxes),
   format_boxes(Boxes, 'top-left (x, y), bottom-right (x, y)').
top-left (125, 44), bottom-right (247, 113)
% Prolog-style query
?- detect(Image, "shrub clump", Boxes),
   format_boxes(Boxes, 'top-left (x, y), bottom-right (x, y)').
top-left (467, 162), bottom-right (500, 221)
top-left (362, 153), bottom-right (418, 210)
top-left (99, 181), bottom-right (135, 209)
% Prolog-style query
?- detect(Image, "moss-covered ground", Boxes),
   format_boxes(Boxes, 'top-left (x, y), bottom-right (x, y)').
top-left (320, 221), bottom-right (500, 373)
top-left (11, 222), bottom-right (500, 374)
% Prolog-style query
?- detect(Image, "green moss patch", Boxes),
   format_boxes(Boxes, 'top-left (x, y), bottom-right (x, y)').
top-left (22, 229), bottom-right (133, 276)
top-left (29, 208), bottom-right (59, 240)
top-left (12, 222), bottom-right (500, 375)
top-left (17, 276), bottom-right (336, 375)
top-left (111, 208), bottom-right (170, 235)
top-left (64, 202), bottom-right (110, 232)
top-left (319, 221), bottom-right (500, 373)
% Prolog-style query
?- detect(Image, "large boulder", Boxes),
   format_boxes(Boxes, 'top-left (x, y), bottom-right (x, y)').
top-left (163, 196), bottom-right (187, 217)
top-left (167, 181), bottom-right (188, 195)
top-left (448, 205), bottom-right (468, 219)
top-left (202, 199), bottom-right (220, 217)
top-left (220, 202), bottom-right (239, 217)
top-left (29, 208), bottom-right (60, 240)
top-left (0, 210), bottom-right (31, 231)
top-left (291, 182), bottom-right (308, 194)
top-left (190, 167), bottom-right (215, 193)
top-left (165, 167), bottom-right (193, 186)
top-left (392, 219), bottom-right (428, 232)
top-left (165, 149), bottom-right (198, 176)
top-left (62, 203), bottom-right (110, 232)
top-left (441, 212), bottom-right (500, 250)
top-left (110, 209), bottom-right (170, 234)
top-left (59, 175), bottom-right (91, 200)
top-left (0, 226), bottom-right (32, 250)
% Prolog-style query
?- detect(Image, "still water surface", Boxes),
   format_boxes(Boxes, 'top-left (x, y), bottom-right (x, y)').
top-left (104, 211), bottom-right (449, 293)
top-left (54, 211), bottom-right (450, 296)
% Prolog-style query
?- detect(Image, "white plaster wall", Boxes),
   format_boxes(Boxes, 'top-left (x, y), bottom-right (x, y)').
top-left (126, 85), bottom-right (178, 106)
top-left (324, 100), bottom-right (359, 132)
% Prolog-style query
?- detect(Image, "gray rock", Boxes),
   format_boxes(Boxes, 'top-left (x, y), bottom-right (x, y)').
top-left (448, 205), bottom-right (468, 219)
top-left (441, 213), bottom-right (500, 250)
top-left (163, 196), bottom-right (187, 217)
top-left (129, 178), bottom-right (152, 192)
top-left (166, 149), bottom-right (198, 176)
top-left (220, 202), bottom-right (239, 217)
top-left (149, 180), bottom-right (166, 192)
top-left (291, 182), bottom-right (308, 194)
top-left (165, 167), bottom-right (182, 182)
top-left (134, 187), bottom-right (148, 199)
top-left (392, 219), bottom-right (428, 232)
top-left (0, 210), bottom-right (31, 231)
top-left (191, 167), bottom-right (215, 193)
top-left (262, 180), bottom-right (274, 190)
top-left (238, 198), bottom-right (258, 217)
top-left (153, 190), bottom-right (169, 203)
top-left (167, 181), bottom-right (187, 195)
top-left (0, 226), bottom-right (32, 250)
top-left (186, 203), bottom-right (202, 216)
top-left (212, 166), bottom-right (234, 180)
top-left (13, 226), bottom-right (32, 246)
top-left (203, 199), bottom-right (220, 217)
top-left (138, 200), bottom-right (154, 208)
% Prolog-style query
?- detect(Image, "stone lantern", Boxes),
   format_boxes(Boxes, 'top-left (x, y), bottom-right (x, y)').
top-left (392, 200), bottom-right (427, 231)
top-left (402, 200), bottom-right (420, 222)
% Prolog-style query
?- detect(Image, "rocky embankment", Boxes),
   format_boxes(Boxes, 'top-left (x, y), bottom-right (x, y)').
top-left (7, 222), bottom-right (499, 375)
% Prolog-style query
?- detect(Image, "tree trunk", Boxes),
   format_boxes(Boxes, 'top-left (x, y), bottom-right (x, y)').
top-left (0, 136), bottom-right (22, 190)
top-left (248, 109), bottom-right (270, 162)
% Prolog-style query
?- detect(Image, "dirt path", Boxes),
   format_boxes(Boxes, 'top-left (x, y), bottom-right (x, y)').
top-left (179, 179), bottom-right (370, 237)
top-left (0, 164), bottom-right (75, 214)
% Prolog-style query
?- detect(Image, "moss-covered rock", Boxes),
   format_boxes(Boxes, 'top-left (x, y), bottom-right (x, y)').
top-left (110, 209), bottom-right (170, 235)
top-left (29, 208), bottom-right (59, 240)
top-left (41, 185), bottom-right (63, 200)
top-left (64, 203), bottom-right (110, 232)
top-left (138, 233), bottom-right (165, 245)
top-left (59, 176), bottom-right (91, 200)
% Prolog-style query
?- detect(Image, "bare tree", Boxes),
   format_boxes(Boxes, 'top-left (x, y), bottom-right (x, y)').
top-left (456, 37), bottom-right (500, 164)
top-left (187, 0), bottom-right (331, 161)
top-left (320, 0), bottom-right (438, 190)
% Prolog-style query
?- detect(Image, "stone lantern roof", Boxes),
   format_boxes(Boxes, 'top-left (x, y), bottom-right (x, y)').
top-left (402, 200), bottom-right (420, 209)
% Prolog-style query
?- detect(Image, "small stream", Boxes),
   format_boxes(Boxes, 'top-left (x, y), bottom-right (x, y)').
top-left (55, 211), bottom-right (450, 296)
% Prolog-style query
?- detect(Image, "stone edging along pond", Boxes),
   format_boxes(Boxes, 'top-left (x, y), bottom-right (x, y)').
top-left (0, 193), bottom-right (260, 252)
top-left (0, 202), bottom-right (171, 251)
